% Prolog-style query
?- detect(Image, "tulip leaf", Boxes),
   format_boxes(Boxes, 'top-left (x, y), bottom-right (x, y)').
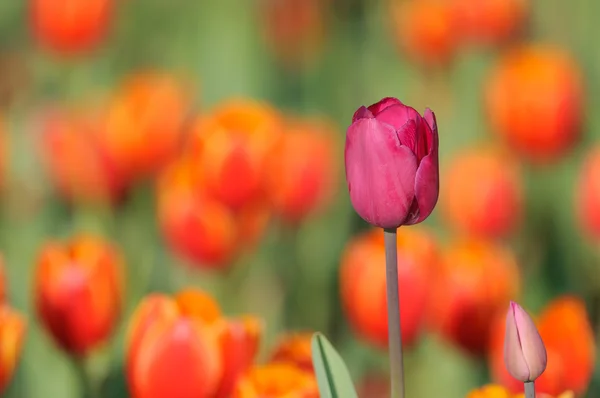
top-left (311, 332), bottom-right (358, 398)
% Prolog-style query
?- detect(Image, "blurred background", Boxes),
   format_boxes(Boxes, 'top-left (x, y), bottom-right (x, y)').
top-left (0, 0), bottom-right (599, 397)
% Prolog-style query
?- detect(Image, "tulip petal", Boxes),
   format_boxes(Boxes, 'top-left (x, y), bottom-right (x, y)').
top-left (345, 118), bottom-right (417, 229)
top-left (352, 107), bottom-right (374, 123)
top-left (423, 108), bottom-right (437, 134)
top-left (375, 104), bottom-right (422, 132)
top-left (504, 303), bottom-right (531, 381)
top-left (409, 153), bottom-right (439, 224)
top-left (513, 302), bottom-right (547, 380)
top-left (367, 97), bottom-right (404, 115)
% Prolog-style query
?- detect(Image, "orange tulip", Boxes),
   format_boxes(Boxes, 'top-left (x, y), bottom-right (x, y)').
top-left (264, 118), bottom-right (337, 224)
top-left (467, 384), bottom-right (574, 398)
top-left (157, 157), bottom-right (242, 269)
top-left (186, 99), bottom-right (282, 211)
top-left (429, 239), bottom-right (520, 355)
top-left (0, 304), bottom-right (26, 394)
top-left (489, 296), bottom-right (595, 396)
top-left (391, 0), bottom-right (458, 66)
top-left (103, 72), bottom-right (192, 181)
top-left (340, 227), bottom-right (439, 348)
top-left (575, 147), bottom-right (600, 239)
top-left (485, 45), bottom-right (583, 163)
top-left (232, 362), bottom-right (319, 398)
top-left (30, 0), bottom-right (113, 54)
top-left (269, 332), bottom-right (314, 373)
top-left (126, 289), bottom-right (262, 398)
top-left (451, 0), bottom-right (528, 46)
top-left (260, 0), bottom-right (327, 68)
top-left (34, 235), bottom-right (123, 356)
top-left (441, 146), bottom-right (522, 238)
top-left (38, 108), bottom-right (126, 204)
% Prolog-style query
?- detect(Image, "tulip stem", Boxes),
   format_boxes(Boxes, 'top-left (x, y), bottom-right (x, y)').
top-left (72, 357), bottom-right (100, 398)
top-left (383, 228), bottom-right (405, 398)
top-left (524, 381), bottom-right (535, 398)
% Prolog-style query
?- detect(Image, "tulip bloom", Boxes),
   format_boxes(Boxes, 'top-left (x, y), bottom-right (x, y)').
top-left (340, 227), bottom-right (438, 348)
top-left (429, 239), bottom-right (520, 355)
top-left (34, 235), bottom-right (123, 356)
top-left (576, 146), bottom-right (600, 239)
top-left (126, 289), bottom-right (262, 398)
top-left (0, 304), bottom-right (26, 394)
top-left (269, 332), bottom-right (314, 373)
top-left (467, 384), bottom-right (574, 398)
top-left (264, 118), bottom-right (338, 224)
top-left (232, 362), bottom-right (319, 398)
top-left (504, 302), bottom-right (547, 382)
top-left (30, 0), bottom-right (113, 54)
top-left (345, 97), bottom-right (439, 229)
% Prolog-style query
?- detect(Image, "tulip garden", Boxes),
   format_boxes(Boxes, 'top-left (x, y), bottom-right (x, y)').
top-left (0, 0), bottom-right (599, 397)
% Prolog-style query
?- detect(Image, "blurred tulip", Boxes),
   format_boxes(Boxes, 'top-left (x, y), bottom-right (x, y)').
top-left (264, 118), bottom-right (337, 224)
top-left (441, 145), bottom-right (522, 238)
top-left (30, 0), bottom-right (113, 54)
top-left (0, 304), bottom-right (26, 394)
top-left (391, 0), bottom-right (457, 66)
top-left (485, 45), bottom-right (583, 163)
top-left (187, 99), bottom-right (282, 211)
top-left (340, 227), bottom-right (439, 348)
top-left (269, 332), bottom-right (314, 373)
top-left (468, 384), bottom-right (575, 398)
top-left (38, 108), bottom-right (126, 204)
top-left (157, 158), bottom-right (241, 269)
top-left (214, 316), bottom-right (262, 398)
top-left (451, 0), bottom-right (528, 46)
top-left (504, 301), bottom-right (547, 382)
top-left (260, 0), bottom-right (327, 69)
top-left (345, 97), bottom-right (439, 229)
top-left (34, 235), bottom-right (123, 356)
top-left (575, 147), bottom-right (600, 239)
top-left (490, 296), bottom-right (595, 396)
top-left (429, 239), bottom-right (520, 355)
top-left (232, 362), bottom-right (319, 398)
top-left (103, 72), bottom-right (192, 182)
top-left (126, 289), bottom-right (262, 398)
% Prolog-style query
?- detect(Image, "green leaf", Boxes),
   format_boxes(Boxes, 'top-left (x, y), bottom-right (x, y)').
top-left (311, 332), bottom-right (359, 398)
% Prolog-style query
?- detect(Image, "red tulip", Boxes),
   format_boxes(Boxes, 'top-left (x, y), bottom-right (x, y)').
top-left (126, 289), bottom-right (262, 398)
top-left (429, 239), bottom-right (520, 355)
top-left (34, 235), bottom-right (123, 356)
top-left (485, 45), bottom-right (583, 163)
top-left (30, 0), bottom-right (113, 54)
top-left (345, 97), bottom-right (439, 229)
top-left (340, 227), bottom-right (439, 348)
top-left (576, 147), bottom-right (600, 239)
top-left (440, 145), bottom-right (522, 238)
top-left (264, 118), bottom-right (338, 224)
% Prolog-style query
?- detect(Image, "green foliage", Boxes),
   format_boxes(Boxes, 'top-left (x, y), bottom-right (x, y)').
top-left (311, 332), bottom-right (359, 398)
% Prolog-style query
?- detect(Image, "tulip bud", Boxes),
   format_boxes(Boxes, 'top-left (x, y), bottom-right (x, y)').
top-left (34, 235), bottom-right (123, 356)
top-left (345, 97), bottom-right (439, 229)
top-left (0, 304), bottom-right (26, 394)
top-left (504, 301), bottom-right (547, 382)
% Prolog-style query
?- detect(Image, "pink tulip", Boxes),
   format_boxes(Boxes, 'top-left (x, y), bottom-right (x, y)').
top-left (345, 97), bottom-right (439, 229)
top-left (504, 301), bottom-right (547, 382)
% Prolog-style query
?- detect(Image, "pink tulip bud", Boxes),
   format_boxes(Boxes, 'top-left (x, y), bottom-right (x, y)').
top-left (345, 97), bottom-right (439, 229)
top-left (504, 301), bottom-right (547, 382)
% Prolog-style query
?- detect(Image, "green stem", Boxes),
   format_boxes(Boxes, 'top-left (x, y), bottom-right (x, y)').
top-left (383, 228), bottom-right (405, 398)
top-left (72, 357), bottom-right (100, 398)
top-left (524, 381), bottom-right (535, 398)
